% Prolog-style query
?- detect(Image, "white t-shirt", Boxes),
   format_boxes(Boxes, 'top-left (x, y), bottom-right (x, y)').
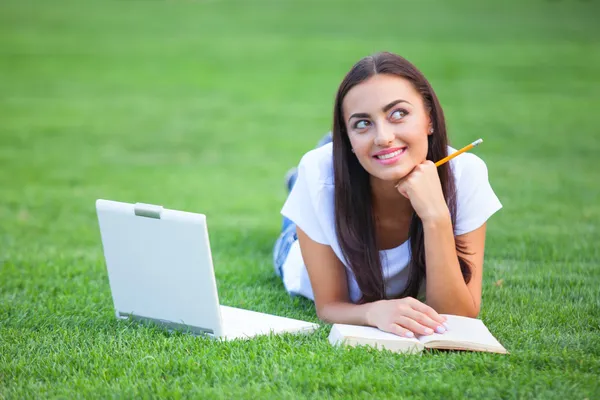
top-left (280, 142), bottom-right (502, 303)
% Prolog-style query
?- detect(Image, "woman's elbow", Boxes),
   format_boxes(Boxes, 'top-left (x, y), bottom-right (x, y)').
top-left (315, 304), bottom-right (333, 323)
top-left (438, 301), bottom-right (480, 318)
top-left (456, 302), bottom-right (480, 318)
top-left (462, 307), bottom-right (480, 318)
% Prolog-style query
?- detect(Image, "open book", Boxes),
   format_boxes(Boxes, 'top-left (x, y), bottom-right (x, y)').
top-left (328, 314), bottom-right (507, 354)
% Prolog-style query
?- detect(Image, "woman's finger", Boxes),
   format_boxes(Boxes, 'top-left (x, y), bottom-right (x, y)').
top-left (386, 323), bottom-right (417, 339)
top-left (404, 308), bottom-right (447, 334)
top-left (394, 316), bottom-right (435, 336)
top-left (406, 298), bottom-right (447, 325)
top-left (394, 180), bottom-right (410, 199)
top-left (394, 166), bottom-right (418, 192)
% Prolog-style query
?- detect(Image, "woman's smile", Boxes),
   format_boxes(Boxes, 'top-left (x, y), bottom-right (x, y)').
top-left (373, 147), bottom-right (407, 165)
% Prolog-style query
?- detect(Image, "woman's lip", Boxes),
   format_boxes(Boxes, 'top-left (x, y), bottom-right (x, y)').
top-left (373, 147), bottom-right (406, 157)
top-left (373, 147), bottom-right (406, 165)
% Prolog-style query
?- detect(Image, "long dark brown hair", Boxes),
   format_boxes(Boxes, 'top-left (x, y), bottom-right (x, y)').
top-left (332, 52), bottom-right (472, 303)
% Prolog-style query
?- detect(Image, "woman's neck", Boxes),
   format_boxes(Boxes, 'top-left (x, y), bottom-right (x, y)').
top-left (370, 177), bottom-right (413, 219)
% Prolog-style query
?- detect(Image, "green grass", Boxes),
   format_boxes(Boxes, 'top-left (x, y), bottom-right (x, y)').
top-left (1, 0), bottom-right (599, 398)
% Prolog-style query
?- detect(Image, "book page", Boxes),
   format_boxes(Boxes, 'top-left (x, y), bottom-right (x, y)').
top-left (333, 323), bottom-right (420, 343)
top-left (418, 315), bottom-right (507, 353)
top-left (329, 324), bottom-right (424, 354)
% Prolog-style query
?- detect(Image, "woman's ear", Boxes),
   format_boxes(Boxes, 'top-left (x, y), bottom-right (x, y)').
top-left (426, 112), bottom-right (434, 135)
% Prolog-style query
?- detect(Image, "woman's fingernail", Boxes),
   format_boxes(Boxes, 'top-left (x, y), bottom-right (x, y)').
top-left (436, 326), bottom-right (446, 334)
top-left (424, 328), bottom-right (434, 335)
top-left (405, 331), bottom-right (415, 338)
top-left (443, 322), bottom-right (450, 330)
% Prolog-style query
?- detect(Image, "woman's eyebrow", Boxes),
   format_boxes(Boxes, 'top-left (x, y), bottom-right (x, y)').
top-left (382, 99), bottom-right (411, 113)
top-left (348, 112), bottom-right (370, 122)
top-left (348, 99), bottom-right (412, 122)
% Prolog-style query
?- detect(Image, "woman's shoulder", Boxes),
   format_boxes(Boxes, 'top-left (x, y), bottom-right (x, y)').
top-left (298, 142), bottom-right (334, 187)
top-left (447, 145), bottom-right (502, 234)
top-left (447, 145), bottom-right (489, 183)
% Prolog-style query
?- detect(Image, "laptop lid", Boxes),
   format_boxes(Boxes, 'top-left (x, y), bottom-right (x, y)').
top-left (96, 199), bottom-right (224, 337)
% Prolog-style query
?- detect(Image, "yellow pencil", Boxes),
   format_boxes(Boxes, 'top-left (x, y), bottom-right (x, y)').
top-left (435, 138), bottom-right (483, 167)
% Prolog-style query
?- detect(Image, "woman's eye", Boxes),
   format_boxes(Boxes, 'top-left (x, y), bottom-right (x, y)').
top-left (354, 120), bottom-right (371, 130)
top-left (390, 109), bottom-right (407, 121)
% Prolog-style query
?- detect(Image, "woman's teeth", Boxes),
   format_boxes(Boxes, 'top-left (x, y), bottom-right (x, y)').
top-left (376, 149), bottom-right (403, 160)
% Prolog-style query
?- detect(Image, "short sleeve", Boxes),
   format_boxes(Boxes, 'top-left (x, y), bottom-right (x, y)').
top-left (281, 156), bottom-right (329, 245)
top-left (453, 153), bottom-right (503, 235)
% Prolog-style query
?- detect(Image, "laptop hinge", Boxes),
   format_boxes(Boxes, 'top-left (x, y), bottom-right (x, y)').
top-left (134, 203), bottom-right (163, 219)
top-left (118, 312), bottom-right (214, 336)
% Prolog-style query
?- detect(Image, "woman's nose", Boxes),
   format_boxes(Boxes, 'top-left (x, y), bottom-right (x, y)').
top-left (374, 124), bottom-right (395, 146)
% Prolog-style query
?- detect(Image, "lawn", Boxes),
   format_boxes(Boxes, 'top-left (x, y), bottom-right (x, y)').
top-left (1, 0), bottom-right (599, 398)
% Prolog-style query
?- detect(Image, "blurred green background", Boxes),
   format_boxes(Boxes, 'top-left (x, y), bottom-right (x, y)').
top-left (1, 0), bottom-right (599, 398)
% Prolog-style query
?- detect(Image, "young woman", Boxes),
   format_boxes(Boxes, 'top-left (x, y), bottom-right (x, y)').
top-left (272, 52), bottom-right (502, 339)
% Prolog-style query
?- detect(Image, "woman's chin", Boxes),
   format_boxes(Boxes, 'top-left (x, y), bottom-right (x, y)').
top-left (363, 159), bottom-right (415, 183)
top-left (371, 168), bottom-right (411, 183)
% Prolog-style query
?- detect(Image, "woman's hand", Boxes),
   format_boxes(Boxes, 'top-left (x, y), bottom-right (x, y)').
top-left (395, 160), bottom-right (450, 223)
top-left (366, 297), bottom-right (448, 338)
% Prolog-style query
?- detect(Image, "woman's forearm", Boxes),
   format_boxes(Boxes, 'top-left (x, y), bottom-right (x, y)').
top-left (422, 215), bottom-right (479, 317)
top-left (316, 301), bottom-right (377, 326)
top-left (316, 215), bottom-right (479, 321)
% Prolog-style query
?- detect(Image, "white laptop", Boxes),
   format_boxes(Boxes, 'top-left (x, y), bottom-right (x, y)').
top-left (96, 199), bottom-right (319, 340)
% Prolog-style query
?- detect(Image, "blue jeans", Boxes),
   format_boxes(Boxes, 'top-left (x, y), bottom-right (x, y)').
top-left (272, 132), bottom-right (332, 278)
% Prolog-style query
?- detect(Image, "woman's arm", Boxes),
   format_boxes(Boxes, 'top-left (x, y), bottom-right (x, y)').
top-left (395, 160), bottom-right (485, 317)
top-left (422, 216), bottom-right (485, 317)
top-left (296, 227), bottom-right (371, 325)
top-left (297, 227), bottom-right (447, 336)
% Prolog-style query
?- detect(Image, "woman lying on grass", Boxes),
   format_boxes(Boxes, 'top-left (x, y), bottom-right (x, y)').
top-left (273, 52), bottom-right (502, 339)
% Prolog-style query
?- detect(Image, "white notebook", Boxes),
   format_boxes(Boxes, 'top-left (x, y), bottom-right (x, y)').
top-left (328, 315), bottom-right (507, 354)
top-left (220, 306), bottom-right (319, 340)
top-left (96, 199), bottom-right (319, 341)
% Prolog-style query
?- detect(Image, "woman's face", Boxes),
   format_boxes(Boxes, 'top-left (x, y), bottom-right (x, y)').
top-left (342, 74), bottom-right (432, 182)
